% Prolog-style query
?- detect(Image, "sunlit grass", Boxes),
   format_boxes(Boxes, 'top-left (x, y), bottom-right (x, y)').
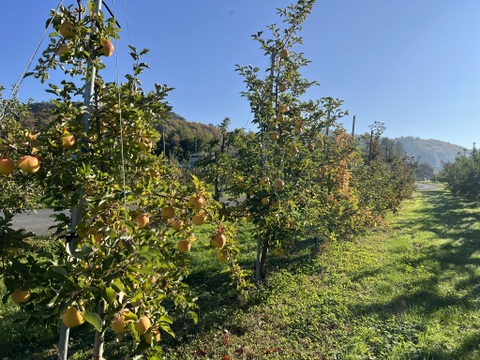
top-left (2, 189), bottom-right (480, 359)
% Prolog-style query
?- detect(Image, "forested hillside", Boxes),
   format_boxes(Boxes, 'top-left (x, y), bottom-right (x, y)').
top-left (159, 112), bottom-right (221, 160)
top-left (26, 102), bottom-right (221, 161)
top-left (394, 136), bottom-right (466, 171)
top-left (25, 103), bottom-right (468, 170)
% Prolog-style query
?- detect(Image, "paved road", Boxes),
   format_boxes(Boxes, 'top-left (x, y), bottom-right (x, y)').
top-left (8, 209), bottom-right (65, 236)
top-left (416, 182), bottom-right (442, 191)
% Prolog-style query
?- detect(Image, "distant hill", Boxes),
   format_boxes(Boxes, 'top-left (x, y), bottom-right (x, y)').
top-left (23, 103), bottom-right (467, 170)
top-left (25, 102), bottom-right (221, 161)
top-left (394, 136), bottom-right (466, 171)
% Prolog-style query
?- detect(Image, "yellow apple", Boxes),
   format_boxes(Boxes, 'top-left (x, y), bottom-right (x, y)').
top-left (0, 158), bottom-right (14, 175)
top-left (287, 145), bottom-right (298, 156)
top-left (280, 49), bottom-right (289, 59)
top-left (188, 195), bottom-right (205, 210)
top-left (134, 213), bottom-right (149, 228)
top-left (18, 155), bottom-right (40, 174)
top-left (111, 316), bottom-right (128, 334)
top-left (272, 248), bottom-right (285, 256)
top-left (192, 213), bottom-right (206, 226)
top-left (273, 179), bottom-right (285, 191)
top-left (261, 197), bottom-right (270, 206)
top-left (139, 137), bottom-right (152, 152)
top-left (177, 239), bottom-right (191, 253)
top-left (212, 233), bottom-right (226, 248)
top-left (62, 306), bottom-right (85, 328)
top-left (57, 44), bottom-right (71, 56)
top-left (145, 329), bottom-right (161, 344)
top-left (135, 315), bottom-right (151, 335)
top-left (59, 21), bottom-right (75, 39)
top-left (11, 288), bottom-right (31, 304)
top-left (216, 251), bottom-right (230, 263)
top-left (161, 206), bottom-right (176, 220)
top-left (278, 104), bottom-right (289, 113)
top-left (100, 38), bottom-right (115, 56)
top-left (260, 177), bottom-right (269, 187)
top-left (93, 233), bottom-right (103, 244)
top-left (171, 219), bottom-right (183, 231)
top-left (61, 134), bottom-right (75, 149)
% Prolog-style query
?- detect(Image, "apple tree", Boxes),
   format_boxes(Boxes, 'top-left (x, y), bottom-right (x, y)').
top-left (234, 0), bottom-right (364, 279)
top-left (1, 2), bottom-right (244, 359)
top-left (353, 122), bottom-right (418, 223)
top-left (437, 147), bottom-right (480, 199)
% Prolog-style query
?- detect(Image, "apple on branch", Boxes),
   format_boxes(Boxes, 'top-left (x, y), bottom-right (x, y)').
top-left (280, 48), bottom-right (289, 59)
top-left (61, 133), bottom-right (75, 149)
top-left (18, 155), bottom-right (40, 174)
top-left (100, 39), bottom-right (115, 57)
top-left (57, 44), bottom-right (71, 56)
top-left (59, 21), bottom-right (75, 39)
top-left (0, 157), bottom-right (14, 175)
top-left (212, 232), bottom-right (226, 248)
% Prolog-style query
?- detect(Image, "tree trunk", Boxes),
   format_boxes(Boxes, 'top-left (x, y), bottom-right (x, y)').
top-left (259, 237), bottom-right (269, 275)
top-left (255, 237), bottom-right (269, 284)
top-left (93, 301), bottom-right (106, 360)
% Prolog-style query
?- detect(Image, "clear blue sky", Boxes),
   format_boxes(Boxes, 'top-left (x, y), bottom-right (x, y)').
top-left (1, 1), bottom-right (479, 148)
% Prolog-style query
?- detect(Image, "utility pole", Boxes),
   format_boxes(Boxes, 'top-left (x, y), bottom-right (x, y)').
top-left (59, 1), bottom-right (102, 359)
top-left (368, 130), bottom-right (373, 164)
top-left (351, 115), bottom-right (356, 137)
top-left (162, 126), bottom-right (166, 156)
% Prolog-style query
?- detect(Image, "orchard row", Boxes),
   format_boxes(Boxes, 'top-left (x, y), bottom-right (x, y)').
top-left (0, 1), bottom-right (417, 359)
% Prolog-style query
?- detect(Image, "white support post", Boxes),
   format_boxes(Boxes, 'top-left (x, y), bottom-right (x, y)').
top-left (58, 1), bottom-right (103, 359)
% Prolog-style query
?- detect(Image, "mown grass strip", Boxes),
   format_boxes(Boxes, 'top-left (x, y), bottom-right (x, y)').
top-left (165, 189), bottom-right (480, 359)
top-left (2, 189), bottom-right (480, 359)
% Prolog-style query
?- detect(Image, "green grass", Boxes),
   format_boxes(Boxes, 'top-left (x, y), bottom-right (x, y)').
top-left (2, 188), bottom-right (480, 359)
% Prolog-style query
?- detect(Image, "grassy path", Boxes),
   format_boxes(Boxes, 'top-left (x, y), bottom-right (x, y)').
top-left (167, 189), bottom-right (480, 359)
top-left (2, 188), bottom-right (480, 359)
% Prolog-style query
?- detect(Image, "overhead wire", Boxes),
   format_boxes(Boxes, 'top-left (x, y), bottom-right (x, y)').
top-left (110, 0), bottom-right (135, 213)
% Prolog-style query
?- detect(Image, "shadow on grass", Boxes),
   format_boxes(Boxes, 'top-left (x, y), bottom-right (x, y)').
top-left (348, 189), bottom-right (480, 358)
top-left (163, 236), bottom-right (322, 351)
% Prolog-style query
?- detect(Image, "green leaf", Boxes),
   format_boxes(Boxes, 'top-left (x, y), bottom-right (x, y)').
top-left (131, 290), bottom-right (144, 303)
top-left (112, 278), bottom-right (125, 292)
top-left (48, 266), bottom-right (68, 277)
top-left (136, 266), bottom-right (155, 276)
top-left (159, 323), bottom-right (175, 338)
top-left (191, 174), bottom-right (200, 188)
top-left (83, 311), bottom-right (102, 332)
top-left (46, 295), bottom-right (59, 308)
top-left (123, 311), bottom-right (138, 322)
top-left (104, 287), bottom-right (116, 304)
top-left (158, 315), bottom-right (173, 324)
top-left (188, 311), bottom-right (198, 324)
